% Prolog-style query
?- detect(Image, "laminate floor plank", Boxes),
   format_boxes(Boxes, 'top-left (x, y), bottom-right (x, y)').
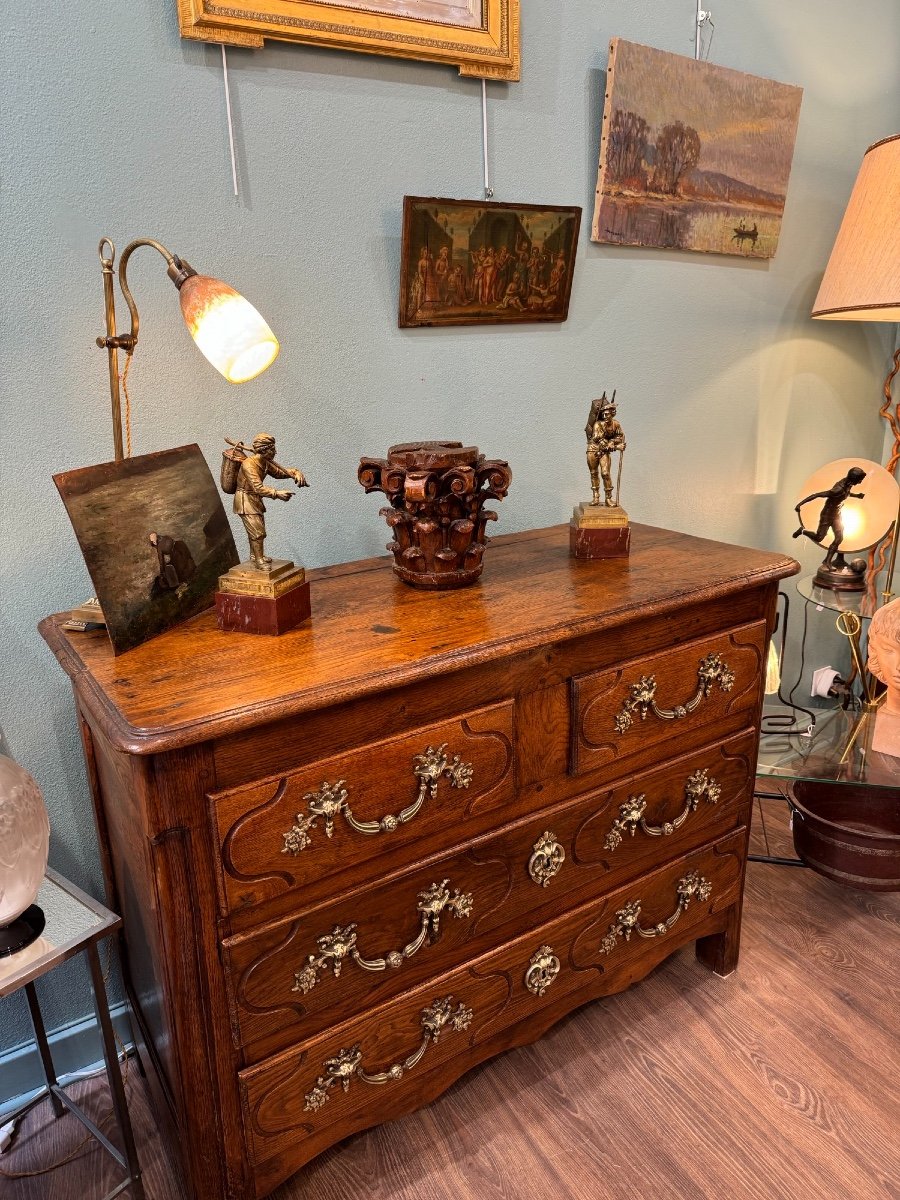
top-left (4, 799), bottom-right (898, 1200)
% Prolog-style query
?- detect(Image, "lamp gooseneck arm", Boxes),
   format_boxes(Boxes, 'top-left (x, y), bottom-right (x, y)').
top-left (117, 238), bottom-right (177, 352)
top-left (96, 236), bottom-right (198, 461)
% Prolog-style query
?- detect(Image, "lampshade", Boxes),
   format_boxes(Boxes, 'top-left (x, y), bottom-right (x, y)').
top-left (796, 458), bottom-right (900, 551)
top-left (179, 275), bottom-right (280, 383)
top-left (812, 134), bottom-right (900, 321)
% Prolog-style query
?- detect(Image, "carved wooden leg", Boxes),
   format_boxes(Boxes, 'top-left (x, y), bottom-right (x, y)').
top-left (696, 903), bottom-right (742, 978)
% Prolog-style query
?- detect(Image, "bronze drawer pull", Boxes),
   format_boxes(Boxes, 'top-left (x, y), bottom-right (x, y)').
top-left (281, 744), bottom-right (474, 854)
top-left (599, 871), bottom-right (712, 955)
top-left (603, 769), bottom-right (722, 851)
top-left (528, 831), bottom-right (566, 887)
top-left (524, 945), bottom-right (560, 996)
top-left (303, 996), bottom-right (473, 1112)
top-left (614, 653), bottom-right (735, 734)
top-left (292, 880), bottom-right (474, 994)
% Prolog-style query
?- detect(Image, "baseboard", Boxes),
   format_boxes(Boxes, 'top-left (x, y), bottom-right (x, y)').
top-left (0, 1003), bottom-right (134, 1118)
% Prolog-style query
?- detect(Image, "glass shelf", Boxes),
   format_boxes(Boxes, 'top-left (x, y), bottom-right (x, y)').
top-left (795, 574), bottom-right (878, 619)
top-left (0, 869), bottom-right (118, 999)
top-left (758, 703), bottom-right (900, 791)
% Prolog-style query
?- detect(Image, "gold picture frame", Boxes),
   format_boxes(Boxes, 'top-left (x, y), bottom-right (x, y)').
top-left (176, 0), bottom-right (520, 81)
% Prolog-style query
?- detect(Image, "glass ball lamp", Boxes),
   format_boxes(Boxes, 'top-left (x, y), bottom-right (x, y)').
top-left (0, 746), bottom-right (50, 957)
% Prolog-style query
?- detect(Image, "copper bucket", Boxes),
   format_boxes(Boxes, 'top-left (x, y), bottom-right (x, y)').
top-left (791, 780), bottom-right (900, 891)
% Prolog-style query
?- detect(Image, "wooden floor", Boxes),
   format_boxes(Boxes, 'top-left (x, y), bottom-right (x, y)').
top-left (4, 798), bottom-right (900, 1200)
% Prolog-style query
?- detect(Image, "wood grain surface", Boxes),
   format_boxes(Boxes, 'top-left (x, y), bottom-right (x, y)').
top-left (38, 524), bottom-right (797, 755)
top-left (6, 804), bottom-right (898, 1200)
top-left (34, 524), bottom-right (798, 1200)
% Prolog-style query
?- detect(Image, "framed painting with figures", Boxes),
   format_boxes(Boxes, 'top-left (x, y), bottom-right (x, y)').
top-left (592, 39), bottom-right (802, 258)
top-left (399, 197), bottom-right (582, 328)
top-left (177, 0), bottom-right (519, 81)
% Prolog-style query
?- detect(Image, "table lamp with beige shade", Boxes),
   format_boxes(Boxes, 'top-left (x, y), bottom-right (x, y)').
top-left (812, 133), bottom-right (900, 600)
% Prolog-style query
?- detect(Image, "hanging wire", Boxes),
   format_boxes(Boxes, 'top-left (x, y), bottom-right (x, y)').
top-left (221, 44), bottom-right (239, 198)
top-left (481, 79), bottom-right (493, 199)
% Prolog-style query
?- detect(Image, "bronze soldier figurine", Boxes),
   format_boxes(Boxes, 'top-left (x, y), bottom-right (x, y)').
top-left (224, 434), bottom-right (308, 569)
top-left (585, 392), bottom-right (626, 507)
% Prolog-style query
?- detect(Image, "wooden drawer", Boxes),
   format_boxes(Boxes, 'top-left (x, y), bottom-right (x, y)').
top-left (223, 730), bottom-right (755, 1058)
top-left (238, 828), bottom-right (744, 1195)
top-left (210, 700), bottom-right (516, 916)
top-left (570, 619), bottom-right (766, 777)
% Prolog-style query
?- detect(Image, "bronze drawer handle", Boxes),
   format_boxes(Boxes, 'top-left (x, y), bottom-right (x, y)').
top-left (599, 871), bottom-right (712, 955)
top-left (303, 995), bottom-right (473, 1112)
top-left (524, 945), bottom-right (561, 996)
top-left (613, 653), bottom-right (735, 734)
top-left (528, 831), bottom-right (566, 887)
top-left (292, 880), bottom-right (474, 994)
top-left (603, 769), bottom-right (722, 851)
top-left (281, 744), bottom-right (474, 854)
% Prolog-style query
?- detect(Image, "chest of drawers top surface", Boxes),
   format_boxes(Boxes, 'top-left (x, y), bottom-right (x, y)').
top-left (39, 523), bottom-right (797, 755)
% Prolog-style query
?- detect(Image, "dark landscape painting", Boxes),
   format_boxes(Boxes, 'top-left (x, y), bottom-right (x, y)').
top-left (399, 197), bottom-right (581, 327)
top-left (55, 444), bottom-right (238, 654)
top-left (592, 39), bottom-right (802, 258)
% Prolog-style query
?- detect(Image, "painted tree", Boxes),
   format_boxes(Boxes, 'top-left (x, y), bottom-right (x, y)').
top-left (651, 121), bottom-right (701, 195)
top-left (605, 109), bottom-right (649, 188)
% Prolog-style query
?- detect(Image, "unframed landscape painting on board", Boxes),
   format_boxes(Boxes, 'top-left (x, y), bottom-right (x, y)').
top-left (592, 39), bottom-right (803, 259)
top-left (54, 444), bottom-right (238, 655)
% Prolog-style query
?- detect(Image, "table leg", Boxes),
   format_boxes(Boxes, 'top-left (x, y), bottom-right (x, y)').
top-left (24, 981), bottom-right (65, 1118)
top-left (87, 943), bottom-right (145, 1200)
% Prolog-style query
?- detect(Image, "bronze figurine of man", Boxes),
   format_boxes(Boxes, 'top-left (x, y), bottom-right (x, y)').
top-left (585, 392), bottom-right (626, 507)
top-left (231, 433), bottom-right (308, 569)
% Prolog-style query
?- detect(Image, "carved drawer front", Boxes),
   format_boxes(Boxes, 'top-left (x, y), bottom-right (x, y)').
top-left (571, 619), bottom-right (766, 777)
top-left (238, 829), bottom-right (745, 1195)
top-left (223, 729), bottom-right (755, 1059)
top-left (210, 700), bottom-right (515, 916)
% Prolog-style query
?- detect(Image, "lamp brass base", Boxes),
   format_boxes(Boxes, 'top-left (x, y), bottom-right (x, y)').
top-left (570, 502), bottom-right (631, 560)
top-left (216, 560), bottom-right (311, 635)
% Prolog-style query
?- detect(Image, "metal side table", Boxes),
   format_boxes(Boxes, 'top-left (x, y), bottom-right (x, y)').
top-left (0, 868), bottom-right (144, 1199)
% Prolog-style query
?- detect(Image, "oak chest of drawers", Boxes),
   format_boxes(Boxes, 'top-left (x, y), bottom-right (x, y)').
top-left (40, 523), bottom-right (797, 1200)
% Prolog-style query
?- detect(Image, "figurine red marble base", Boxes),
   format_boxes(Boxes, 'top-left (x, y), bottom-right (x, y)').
top-left (570, 503), bottom-right (631, 560)
top-left (215, 560), bottom-right (311, 636)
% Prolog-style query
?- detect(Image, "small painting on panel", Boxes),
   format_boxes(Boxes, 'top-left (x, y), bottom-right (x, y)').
top-left (399, 197), bottom-right (582, 328)
top-left (54, 444), bottom-right (238, 654)
top-left (592, 39), bottom-right (802, 258)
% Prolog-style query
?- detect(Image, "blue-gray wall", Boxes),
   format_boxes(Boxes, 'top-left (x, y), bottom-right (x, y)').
top-left (1, 0), bottom-right (897, 1085)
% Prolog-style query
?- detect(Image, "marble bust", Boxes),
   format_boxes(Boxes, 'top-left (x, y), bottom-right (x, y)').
top-left (867, 598), bottom-right (900, 757)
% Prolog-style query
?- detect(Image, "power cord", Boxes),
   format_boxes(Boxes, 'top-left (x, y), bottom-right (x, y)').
top-left (760, 590), bottom-right (817, 740)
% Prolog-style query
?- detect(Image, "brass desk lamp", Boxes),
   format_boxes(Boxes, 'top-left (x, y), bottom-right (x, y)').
top-left (63, 238), bottom-right (280, 633)
top-left (96, 237), bottom-right (280, 461)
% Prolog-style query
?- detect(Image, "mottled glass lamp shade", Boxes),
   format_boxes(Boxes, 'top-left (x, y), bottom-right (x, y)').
top-left (0, 753), bottom-right (50, 957)
top-left (179, 275), bottom-right (280, 384)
